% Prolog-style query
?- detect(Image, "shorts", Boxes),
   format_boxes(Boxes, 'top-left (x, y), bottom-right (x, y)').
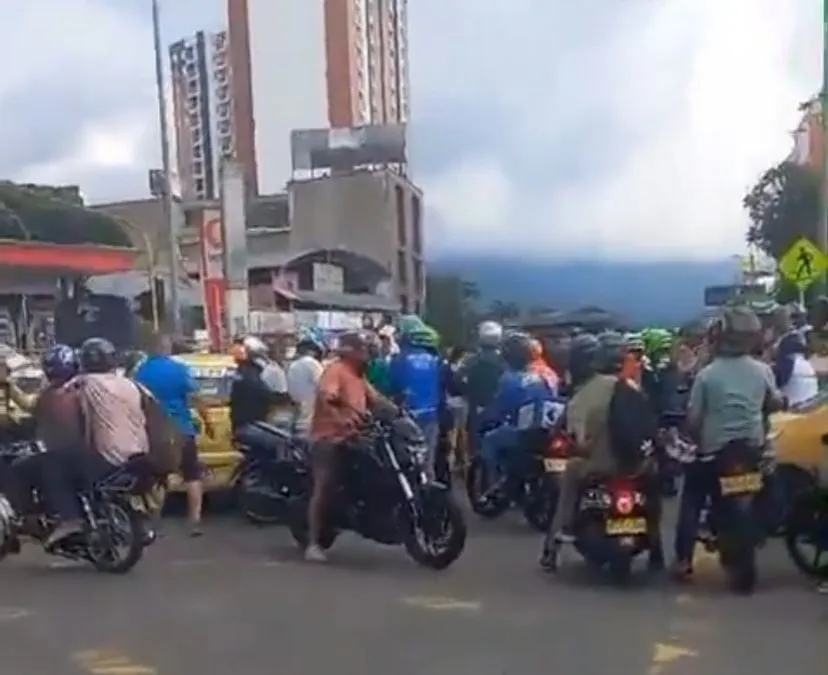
top-left (179, 436), bottom-right (202, 483)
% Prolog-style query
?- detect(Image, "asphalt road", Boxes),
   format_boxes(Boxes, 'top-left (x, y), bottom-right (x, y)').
top-left (0, 500), bottom-right (824, 675)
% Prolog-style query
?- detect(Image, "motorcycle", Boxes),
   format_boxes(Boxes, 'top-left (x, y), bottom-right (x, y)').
top-left (466, 426), bottom-right (569, 532)
top-left (565, 451), bottom-right (657, 583)
top-left (0, 442), bottom-right (154, 573)
top-left (286, 410), bottom-right (467, 570)
top-left (783, 433), bottom-right (828, 582)
top-left (672, 439), bottom-right (767, 593)
top-left (232, 422), bottom-right (308, 525)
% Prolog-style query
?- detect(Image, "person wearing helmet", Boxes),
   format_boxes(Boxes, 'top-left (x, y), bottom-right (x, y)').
top-left (388, 320), bottom-right (443, 480)
top-left (477, 332), bottom-right (558, 489)
top-left (286, 327), bottom-right (328, 438)
top-left (543, 330), bottom-right (663, 570)
top-left (620, 332), bottom-right (646, 385)
top-left (134, 331), bottom-right (216, 535)
top-left (305, 330), bottom-right (392, 563)
top-left (456, 321), bottom-right (506, 456)
top-left (770, 304), bottom-right (818, 407)
top-left (229, 335), bottom-right (291, 432)
top-left (672, 306), bottom-right (784, 580)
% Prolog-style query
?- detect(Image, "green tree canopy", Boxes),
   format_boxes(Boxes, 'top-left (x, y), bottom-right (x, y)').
top-left (0, 181), bottom-right (131, 247)
top-left (424, 274), bottom-right (480, 347)
top-left (743, 161), bottom-right (821, 259)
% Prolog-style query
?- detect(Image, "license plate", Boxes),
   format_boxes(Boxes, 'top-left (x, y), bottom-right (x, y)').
top-left (719, 472), bottom-right (762, 496)
top-left (543, 458), bottom-right (567, 473)
top-left (605, 517), bottom-right (647, 535)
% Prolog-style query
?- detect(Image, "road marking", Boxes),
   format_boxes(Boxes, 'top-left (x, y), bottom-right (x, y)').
top-left (0, 607), bottom-right (31, 621)
top-left (648, 642), bottom-right (698, 674)
top-left (73, 649), bottom-right (157, 675)
top-left (401, 596), bottom-right (482, 612)
top-left (170, 558), bottom-right (218, 568)
top-left (674, 593), bottom-right (693, 606)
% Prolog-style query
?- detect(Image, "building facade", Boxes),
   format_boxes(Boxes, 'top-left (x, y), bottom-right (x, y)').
top-left (790, 98), bottom-right (823, 170)
top-left (169, 30), bottom-right (236, 201)
top-left (225, 0), bottom-right (411, 194)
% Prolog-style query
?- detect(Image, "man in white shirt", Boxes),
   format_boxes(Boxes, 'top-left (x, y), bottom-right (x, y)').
top-left (286, 333), bottom-right (326, 436)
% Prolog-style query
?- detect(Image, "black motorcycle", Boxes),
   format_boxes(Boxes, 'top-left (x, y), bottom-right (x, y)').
top-left (232, 422), bottom-right (308, 525)
top-left (784, 433), bottom-right (828, 582)
top-left (466, 426), bottom-right (566, 532)
top-left (286, 412), bottom-right (467, 570)
top-left (0, 442), bottom-right (154, 573)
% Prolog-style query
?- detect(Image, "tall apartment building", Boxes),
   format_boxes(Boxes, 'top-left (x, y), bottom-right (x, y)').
top-left (169, 30), bottom-right (236, 201)
top-left (226, 0), bottom-right (411, 194)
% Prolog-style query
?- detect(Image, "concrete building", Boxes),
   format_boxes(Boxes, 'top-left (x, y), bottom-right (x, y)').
top-left (789, 97), bottom-right (823, 170)
top-left (169, 30), bottom-right (235, 201)
top-left (225, 0), bottom-right (411, 194)
top-left (92, 168), bottom-right (424, 315)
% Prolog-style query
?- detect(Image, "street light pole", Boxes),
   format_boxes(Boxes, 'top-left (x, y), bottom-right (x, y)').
top-left (151, 0), bottom-right (181, 334)
top-left (819, 0), bottom-right (828, 297)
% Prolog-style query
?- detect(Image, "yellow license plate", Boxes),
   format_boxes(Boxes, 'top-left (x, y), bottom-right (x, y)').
top-left (719, 472), bottom-right (762, 496)
top-left (543, 458), bottom-right (567, 473)
top-left (606, 517), bottom-right (647, 535)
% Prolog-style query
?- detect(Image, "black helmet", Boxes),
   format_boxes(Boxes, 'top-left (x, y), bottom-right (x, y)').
top-left (569, 333), bottom-right (600, 386)
top-left (79, 337), bottom-right (118, 374)
top-left (715, 306), bottom-right (761, 357)
top-left (595, 331), bottom-right (626, 374)
top-left (501, 331), bottom-right (533, 370)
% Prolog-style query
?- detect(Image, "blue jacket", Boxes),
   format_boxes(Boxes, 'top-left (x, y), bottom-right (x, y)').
top-left (388, 345), bottom-right (442, 425)
top-left (481, 369), bottom-right (558, 431)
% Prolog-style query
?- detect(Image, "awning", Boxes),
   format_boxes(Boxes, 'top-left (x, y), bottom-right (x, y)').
top-left (273, 286), bottom-right (299, 301)
top-left (0, 240), bottom-right (138, 274)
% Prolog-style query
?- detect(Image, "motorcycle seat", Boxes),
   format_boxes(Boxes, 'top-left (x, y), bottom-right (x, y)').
top-left (96, 454), bottom-right (154, 492)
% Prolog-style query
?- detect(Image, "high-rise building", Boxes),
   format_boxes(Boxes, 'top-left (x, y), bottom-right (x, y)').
top-left (226, 0), bottom-right (411, 194)
top-left (169, 30), bottom-right (236, 201)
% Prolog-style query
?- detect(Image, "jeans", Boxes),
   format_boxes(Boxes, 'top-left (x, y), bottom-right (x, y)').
top-left (673, 460), bottom-right (719, 564)
top-left (420, 420), bottom-right (440, 481)
top-left (479, 427), bottom-right (520, 479)
top-left (40, 449), bottom-right (115, 521)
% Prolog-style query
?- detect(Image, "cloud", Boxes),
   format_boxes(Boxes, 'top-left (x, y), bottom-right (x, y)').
top-left (0, 0), bottom-right (821, 260)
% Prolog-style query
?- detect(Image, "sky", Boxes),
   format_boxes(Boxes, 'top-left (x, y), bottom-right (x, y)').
top-left (0, 0), bottom-right (820, 260)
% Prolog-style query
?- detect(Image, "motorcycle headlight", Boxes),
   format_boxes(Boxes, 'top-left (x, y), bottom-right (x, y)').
top-left (408, 442), bottom-right (428, 464)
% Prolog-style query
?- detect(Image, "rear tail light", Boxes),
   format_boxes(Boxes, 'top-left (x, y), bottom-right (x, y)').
top-left (547, 435), bottom-right (571, 458)
top-left (614, 490), bottom-right (635, 514)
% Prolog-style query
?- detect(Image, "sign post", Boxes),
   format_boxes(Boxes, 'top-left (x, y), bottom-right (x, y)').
top-left (778, 237), bottom-right (828, 305)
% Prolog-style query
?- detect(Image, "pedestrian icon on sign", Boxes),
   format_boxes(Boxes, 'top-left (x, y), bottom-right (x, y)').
top-left (796, 245), bottom-right (814, 280)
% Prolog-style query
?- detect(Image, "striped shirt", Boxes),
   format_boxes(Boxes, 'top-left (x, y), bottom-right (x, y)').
top-left (74, 373), bottom-right (149, 466)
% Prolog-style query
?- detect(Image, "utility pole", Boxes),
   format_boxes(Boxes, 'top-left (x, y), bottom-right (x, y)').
top-left (819, 0), bottom-right (828, 297)
top-left (151, 0), bottom-right (181, 334)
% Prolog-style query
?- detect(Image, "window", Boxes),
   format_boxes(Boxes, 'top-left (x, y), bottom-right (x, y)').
top-left (187, 79), bottom-right (199, 94)
top-left (412, 193), bottom-right (422, 253)
top-left (395, 184), bottom-right (406, 246)
top-left (216, 102), bottom-right (230, 119)
top-left (195, 178), bottom-right (204, 195)
top-left (399, 293), bottom-right (409, 313)
top-left (192, 144), bottom-right (202, 160)
top-left (187, 95), bottom-right (199, 112)
top-left (413, 259), bottom-right (423, 293)
top-left (188, 112), bottom-right (200, 128)
top-left (221, 138), bottom-right (233, 154)
top-left (218, 119), bottom-right (231, 135)
top-left (184, 46), bottom-right (195, 61)
top-left (216, 84), bottom-right (229, 101)
top-left (185, 63), bottom-right (196, 77)
top-left (193, 161), bottom-right (203, 176)
top-left (396, 250), bottom-right (408, 284)
top-left (191, 127), bottom-right (201, 144)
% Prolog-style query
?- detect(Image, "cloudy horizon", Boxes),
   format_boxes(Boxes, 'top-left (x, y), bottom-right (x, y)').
top-left (0, 0), bottom-right (820, 260)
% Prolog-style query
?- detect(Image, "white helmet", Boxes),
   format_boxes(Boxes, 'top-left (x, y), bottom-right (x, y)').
top-left (242, 335), bottom-right (269, 365)
top-left (478, 321), bottom-right (503, 348)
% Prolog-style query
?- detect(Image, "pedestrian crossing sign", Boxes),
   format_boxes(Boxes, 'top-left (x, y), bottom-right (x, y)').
top-left (778, 237), bottom-right (828, 290)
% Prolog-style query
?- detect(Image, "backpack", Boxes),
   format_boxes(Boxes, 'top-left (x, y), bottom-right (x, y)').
top-left (134, 382), bottom-right (183, 477)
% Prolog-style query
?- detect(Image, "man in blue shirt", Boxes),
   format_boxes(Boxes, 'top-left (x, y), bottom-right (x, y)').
top-left (388, 319), bottom-right (442, 480)
top-left (479, 332), bottom-right (558, 485)
top-left (135, 332), bottom-right (214, 535)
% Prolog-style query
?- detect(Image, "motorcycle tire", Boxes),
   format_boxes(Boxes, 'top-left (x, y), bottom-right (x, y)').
top-left (237, 469), bottom-right (283, 526)
top-left (783, 489), bottom-right (828, 580)
top-left (607, 553), bottom-right (633, 585)
top-left (717, 509), bottom-right (758, 594)
top-left (404, 491), bottom-right (467, 570)
top-left (465, 457), bottom-right (509, 518)
top-left (88, 500), bottom-right (145, 574)
top-left (522, 480), bottom-right (557, 533)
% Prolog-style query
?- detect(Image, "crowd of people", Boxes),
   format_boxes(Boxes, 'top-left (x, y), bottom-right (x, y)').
top-left (0, 300), bottom-right (821, 586)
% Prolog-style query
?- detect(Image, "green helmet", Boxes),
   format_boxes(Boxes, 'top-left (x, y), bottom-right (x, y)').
top-left (642, 328), bottom-right (673, 360)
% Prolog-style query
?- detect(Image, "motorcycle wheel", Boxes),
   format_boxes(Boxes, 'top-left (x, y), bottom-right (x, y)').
top-left (784, 489), bottom-right (828, 580)
top-left (522, 479), bottom-right (557, 533)
top-left (717, 505), bottom-right (758, 594)
top-left (465, 457), bottom-right (509, 518)
top-left (237, 468), bottom-right (283, 526)
top-left (404, 491), bottom-right (467, 570)
top-left (286, 497), bottom-right (339, 551)
top-left (608, 553), bottom-right (633, 584)
top-left (87, 500), bottom-right (145, 574)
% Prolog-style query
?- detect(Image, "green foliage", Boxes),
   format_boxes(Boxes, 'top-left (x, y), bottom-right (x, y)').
top-left (424, 274), bottom-right (481, 347)
top-left (0, 181), bottom-right (131, 247)
top-left (743, 161), bottom-right (821, 259)
top-left (486, 300), bottom-right (521, 322)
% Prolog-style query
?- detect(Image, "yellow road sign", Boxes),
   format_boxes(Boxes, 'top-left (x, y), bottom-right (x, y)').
top-left (779, 237), bottom-right (828, 290)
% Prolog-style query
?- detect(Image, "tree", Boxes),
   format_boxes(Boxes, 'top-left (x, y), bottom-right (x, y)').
top-left (743, 161), bottom-right (821, 260)
top-left (424, 274), bottom-right (480, 347)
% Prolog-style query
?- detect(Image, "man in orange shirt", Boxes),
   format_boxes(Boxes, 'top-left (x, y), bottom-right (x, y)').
top-left (305, 331), bottom-right (386, 562)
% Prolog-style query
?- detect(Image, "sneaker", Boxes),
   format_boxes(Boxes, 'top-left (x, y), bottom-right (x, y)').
top-left (554, 531), bottom-right (575, 545)
top-left (304, 544), bottom-right (328, 563)
top-left (44, 519), bottom-right (83, 548)
top-left (669, 560), bottom-right (694, 582)
top-left (188, 522), bottom-right (203, 538)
